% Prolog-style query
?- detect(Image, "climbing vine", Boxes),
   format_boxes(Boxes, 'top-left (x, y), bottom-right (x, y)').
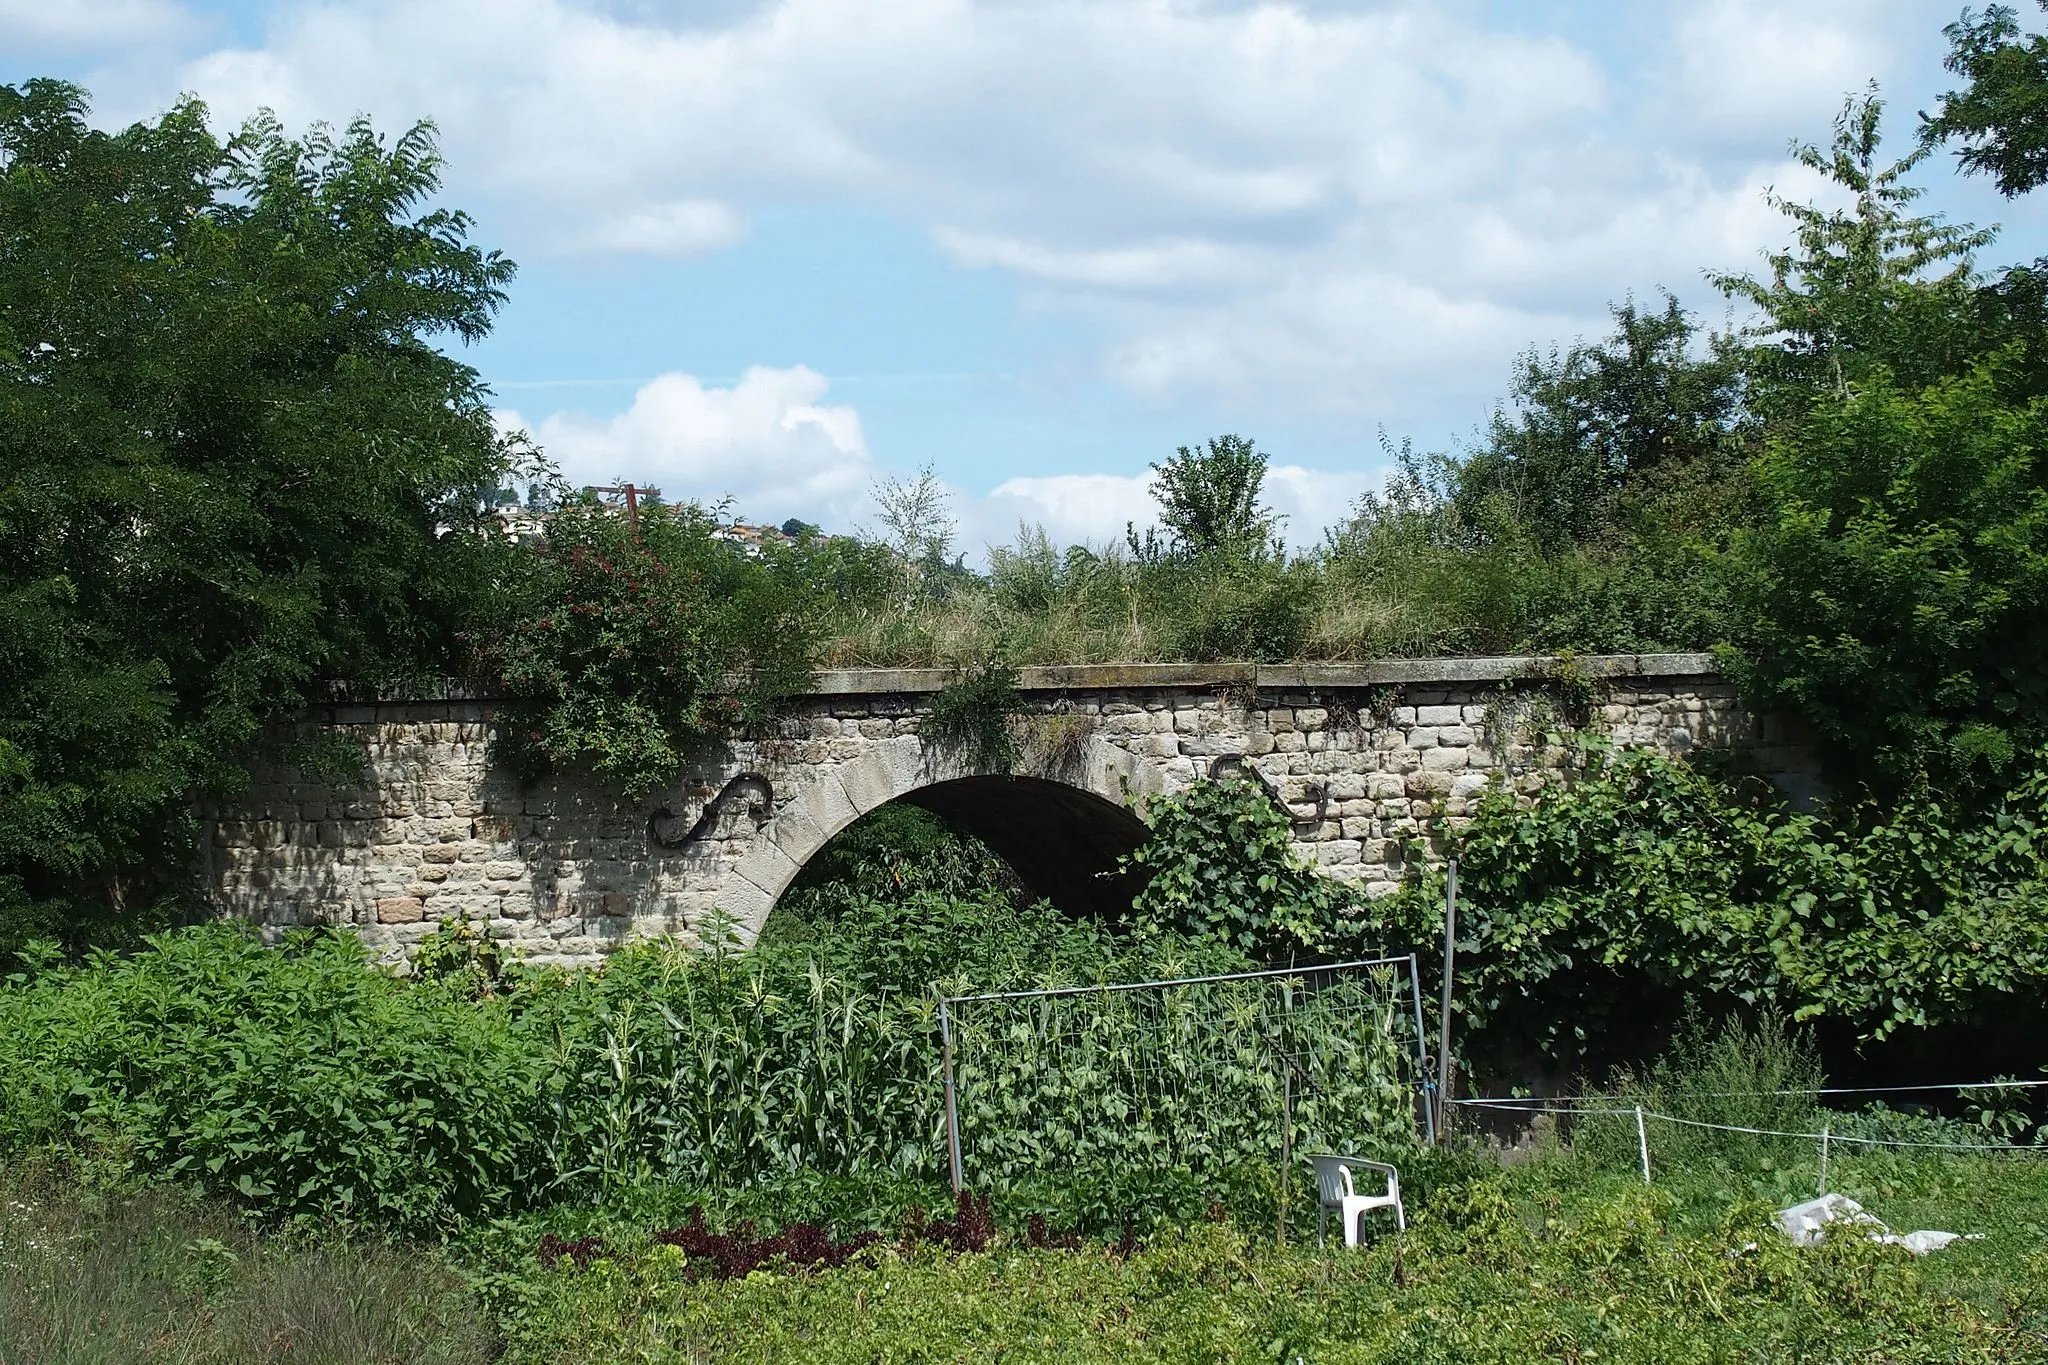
top-left (1119, 777), bottom-right (1366, 963)
top-left (1366, 750), bottom-right (2048, 1068)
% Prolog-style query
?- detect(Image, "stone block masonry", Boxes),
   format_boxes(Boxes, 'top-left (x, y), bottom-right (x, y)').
top-left (204, 654), bottom-right (1814, 967)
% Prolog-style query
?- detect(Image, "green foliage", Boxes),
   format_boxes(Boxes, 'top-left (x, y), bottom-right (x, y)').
top-left (0, 926), bottom-right (550, 1233)
top-left (1447, 294), bottom-right (1746, 553)
top-left (1721, 356), bottom-right (2048, 795)
top-left (481, 491), bottom-right (818, 797)
top-left (951, 965), bottom-right (1418, 1228)
top-left (777, 803), bottom-right (1024, 911)
top-left (0, 871), bottom-right (1296, 1236)
top-left (1323, 300), bottom-right (1747, 660)
top-left (409, 915), bottom-right (511, 1002)
top-left (481, 1179), bottom-right (2035, 1365)
top-left (1704, 92), bottom-right (2048, 800)
top-left (0, 80), bottom-right (522, 955)
top-left (1928, 2), bottom-right (2048, 197)
top-left (1139, 433), bottom-right (1282, 561)
top-left (919, 654), bottom-right (1023, 773)
top-left (1716, 92), bottom-right (1999, 411)
top-left (1121, 777), bottom-right (1364, 963)
top-left (1370, 751), bottom-right (2048, 1070)
top-left (1574, 1012), bottom-right (1829, 1183)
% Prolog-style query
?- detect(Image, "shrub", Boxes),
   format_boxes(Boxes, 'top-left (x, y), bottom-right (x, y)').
top-left (0, 926), bottom-right (548, 1233)
top-left (0, 884), bottom-right (1290, 1235)
top-left (479, 491), bottom-right (818, 797)
top-left (1368, 750), bottom-right (2048, 1072)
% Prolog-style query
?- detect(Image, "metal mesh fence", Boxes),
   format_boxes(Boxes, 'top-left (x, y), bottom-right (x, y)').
top-left (938, 956), bottom-right (1430, 1193)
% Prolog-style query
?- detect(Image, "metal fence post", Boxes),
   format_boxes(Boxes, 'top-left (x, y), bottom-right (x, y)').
top-left (939, 998), bottom-right (963, 1195)
top-left (1406, 954), bottom-right (1437, 1146)
top-left (1437, 859), bottom-right (1458, 1144)
top-left (1635, 1105), bottom-right (1651, 1184)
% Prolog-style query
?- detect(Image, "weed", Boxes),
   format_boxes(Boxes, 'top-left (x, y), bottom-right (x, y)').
top-left (921, 655), bottom-right (1023, 772)
top-left (0, 1168), bottom-right (491, 1364)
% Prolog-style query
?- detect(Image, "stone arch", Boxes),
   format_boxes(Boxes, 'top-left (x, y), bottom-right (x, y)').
top-left (708, 734), bottom-right (1153, 945)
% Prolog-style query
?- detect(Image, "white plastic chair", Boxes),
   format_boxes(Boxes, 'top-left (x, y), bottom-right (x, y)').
top-left (1307, 1154), bottom-right (1405, 1246)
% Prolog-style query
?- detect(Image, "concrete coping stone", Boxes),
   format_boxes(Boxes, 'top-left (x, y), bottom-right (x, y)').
top-left (811, 653), bottom-right (1720, 695)
top-left (318, 653), bottom-right (1720, 704)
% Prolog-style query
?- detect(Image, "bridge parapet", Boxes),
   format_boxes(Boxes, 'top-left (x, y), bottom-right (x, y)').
top-left (207, 655), bottom-right (1812, 966)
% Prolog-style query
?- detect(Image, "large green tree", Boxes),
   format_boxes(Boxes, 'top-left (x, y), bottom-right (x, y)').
top-left (0, 80), bottom-right (524, 952)
top-left (1716, 94), bottom-right (2048, 796)
top-left (1926, 2), bottom-right (2048, 196)
top-left (1448, 294), bottom-right (1746, 553)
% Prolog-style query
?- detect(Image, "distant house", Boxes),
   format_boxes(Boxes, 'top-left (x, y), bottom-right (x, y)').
top-left (711, 521), bottom-right (798, 557)
top-left (488, 490), bottom-right (812, 554)
top-left (489, 506), bottom-right (550, 542)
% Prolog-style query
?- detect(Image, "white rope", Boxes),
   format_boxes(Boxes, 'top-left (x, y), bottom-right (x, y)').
top-left (1641, 1110), bottom-right (2044, 1153)
top-left (1450, 1099), bottom-right (1640, 1116)
top-left (1451, 1098), bottom-right (2048, 1154)
top-left (1455, 1078), bottom-right (2048, 1106)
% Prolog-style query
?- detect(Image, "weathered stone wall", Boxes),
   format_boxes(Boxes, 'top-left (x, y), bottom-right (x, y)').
top-left (205, 654), bottom-right (1813, 966)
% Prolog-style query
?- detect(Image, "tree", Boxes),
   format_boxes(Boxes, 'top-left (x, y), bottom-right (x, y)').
top-left (1714, 95), bottom-right (2048, 796)
top-left (1714, 91), bottom-right (1996, 412)
top-left (478, 493), bottom-right (818, 798)
top-left (1144, 434), bottom-right (1280, 560)
top-left (0, 80), bottom-right (524, 954)
top-left (870, 465), bottom-right (956, 573)
top-left (1722, 357), bottom-right (2048, 796)
top-left (1925, 3), bottom-right (2048, 197)
top-left (1448, 294), bottom-right (1745, 551)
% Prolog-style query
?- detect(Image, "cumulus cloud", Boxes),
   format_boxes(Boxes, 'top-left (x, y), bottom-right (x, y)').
top-left (968, 464), bottom-right (1376, 556)
top-left (515, 365), bottom-right (873, 528)
top-left (508, 365), bottom-right (1372, 558)
top-left (131, 0), bottom-right (1944, 428)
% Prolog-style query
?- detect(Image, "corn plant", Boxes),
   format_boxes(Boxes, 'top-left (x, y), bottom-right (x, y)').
top-left (948, 962), bottom-right (1419, 1194)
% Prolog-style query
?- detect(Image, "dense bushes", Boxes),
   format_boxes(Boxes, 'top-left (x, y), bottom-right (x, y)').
top-left (1368, 750), bottom-right (2048, 1073)
top-left (0, 928), bottom-right (551, 1232)
top-left (0, 825), bottom-right (1420, 1236)
top-left (479, 491), bottom-right (820, 796)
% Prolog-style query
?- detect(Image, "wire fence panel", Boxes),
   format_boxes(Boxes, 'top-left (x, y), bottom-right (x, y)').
top-left (941, 957), bottom-right (1426, 1194)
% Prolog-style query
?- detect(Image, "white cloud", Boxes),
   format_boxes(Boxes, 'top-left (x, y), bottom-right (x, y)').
top-left (115, 0), bottom-right (1947, 427)
top-left (971, 463), bottom-right (1378, 555)
top-left (510, 365), bottom-right (1375, 557)
top-left (582, 199), bottom-right (748, 257)
top-left (978, 473), bottom-right (1159, 550)
top-left (516, 365), bottom-right (873, 527)
top-left (1666, 0), bottom-right (1890, 140)
top-left (0, 0), bottom-right (191, 47)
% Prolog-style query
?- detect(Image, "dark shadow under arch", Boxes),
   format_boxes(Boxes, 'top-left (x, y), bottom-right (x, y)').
top-left (889, 775), bottom-right (1153, 918)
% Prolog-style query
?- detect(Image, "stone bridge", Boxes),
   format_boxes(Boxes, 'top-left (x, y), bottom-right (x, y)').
top-left (206, 654), bottom-right (1808, 967)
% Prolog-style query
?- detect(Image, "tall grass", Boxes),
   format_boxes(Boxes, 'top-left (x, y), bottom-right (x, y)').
top-left (0, 1166), bottom-right (491, 1364)
top-left (815, 521), bottom-right (1710, 669)
top-left (1570, 1012), bottom-right (1829, 1186)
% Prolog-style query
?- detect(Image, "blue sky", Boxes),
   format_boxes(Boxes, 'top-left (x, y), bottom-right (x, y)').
top-left (6, 0), bottom-right (2045, 553)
